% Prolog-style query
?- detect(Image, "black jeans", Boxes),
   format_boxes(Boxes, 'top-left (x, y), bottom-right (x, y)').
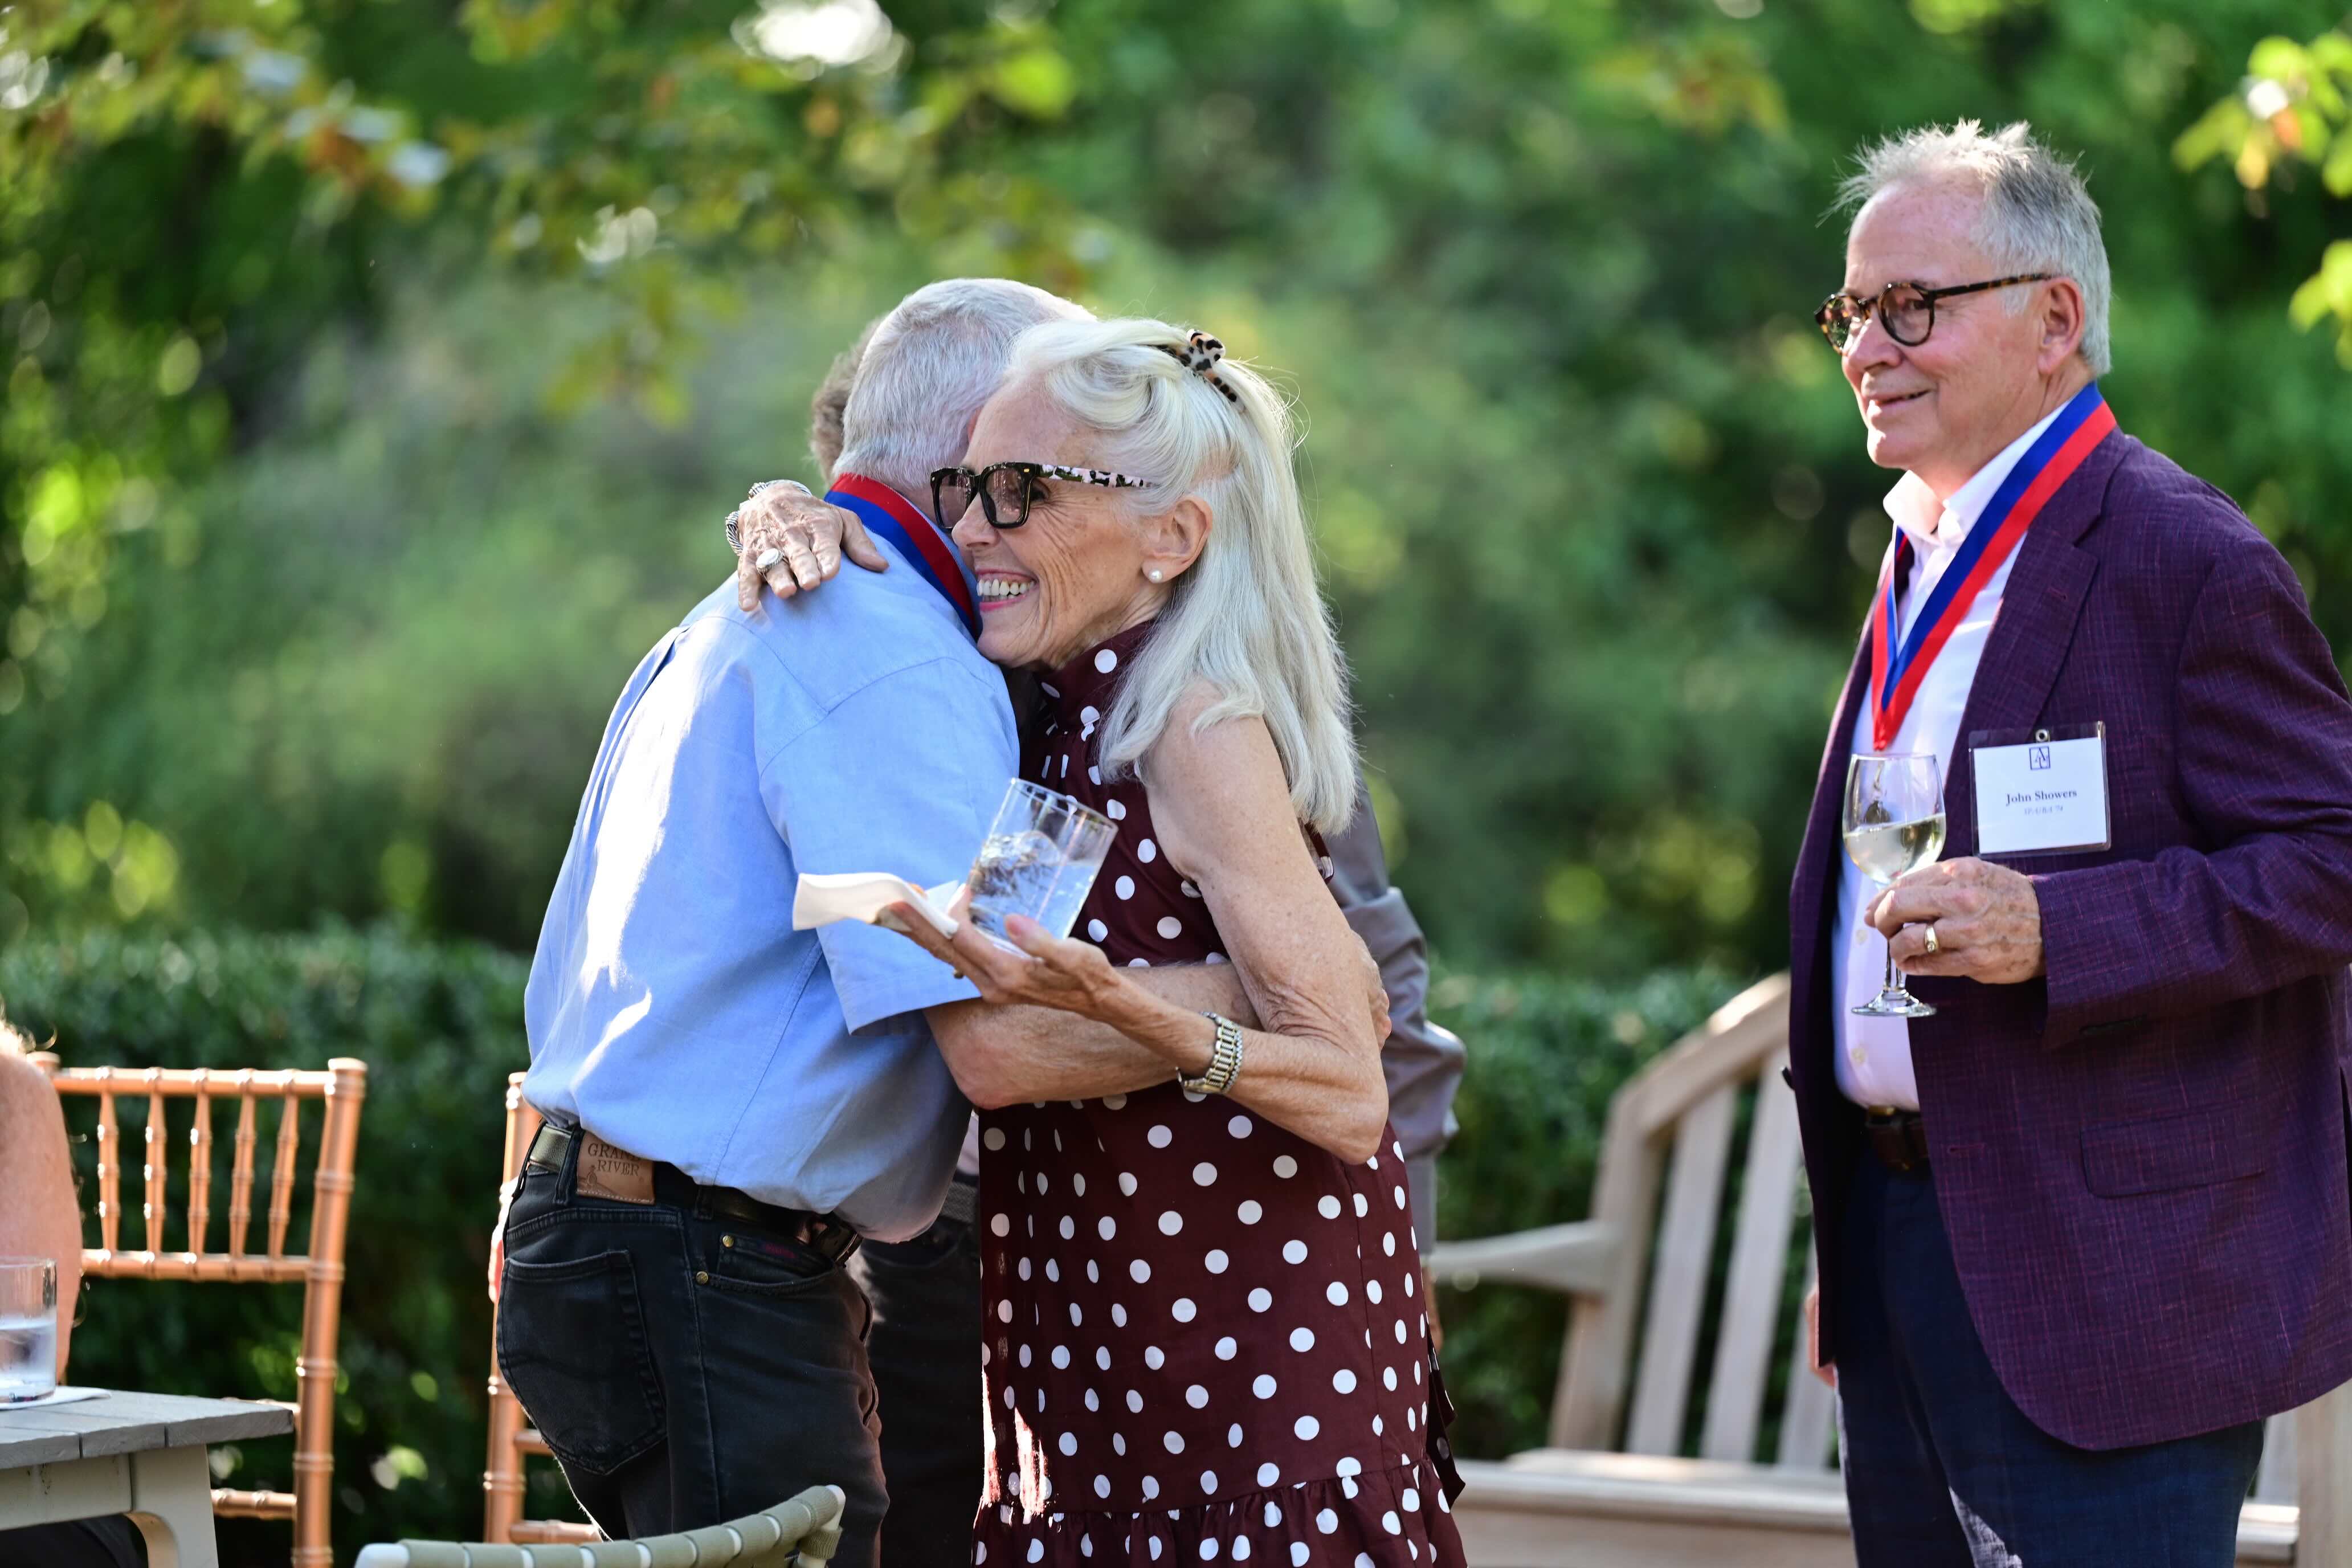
top-left (847, 1184), bottom-right (983, 1568)
top-left (1838, 1150), bottom-right (2264, 1568)
top-left (496, 1134), bottom-right (887, 1568)
top-left (0, 1519), bottom-right (144, 1567)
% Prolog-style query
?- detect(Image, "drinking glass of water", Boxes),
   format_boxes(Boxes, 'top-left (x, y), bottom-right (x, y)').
top-left (0, 1256), bottom-right (58, 1403)
top-left (965, 779), bottom-right (1117, 950)
top-left (1843, 750), bottom-right (1946, 1019)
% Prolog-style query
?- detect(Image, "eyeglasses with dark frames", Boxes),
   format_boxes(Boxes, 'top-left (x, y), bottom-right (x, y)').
top-left (1814, 273), bottom-right (2054, 352)
top-left (929, 462), bottom-right (1153, 532)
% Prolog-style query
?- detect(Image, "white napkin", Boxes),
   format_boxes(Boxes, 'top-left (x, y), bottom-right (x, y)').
top-left (793, 872), bottom-right (963, 938)
top-left (3, 1385), bottom-right (106, 1408)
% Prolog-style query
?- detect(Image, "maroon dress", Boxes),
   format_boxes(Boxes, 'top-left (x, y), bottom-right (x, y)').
top-left (972, 620), bottom-right (1464, 1568)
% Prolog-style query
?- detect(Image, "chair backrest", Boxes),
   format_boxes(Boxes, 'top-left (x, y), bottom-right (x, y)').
top-left (362, 1483), bottom-right (846, 1568)
top-left (30, 1052), bottom-right (368, 1568)
top-left (483, 1070), bottom-right (599, 1546)
top-left (1544, 974), bottom-right (1833, 1467)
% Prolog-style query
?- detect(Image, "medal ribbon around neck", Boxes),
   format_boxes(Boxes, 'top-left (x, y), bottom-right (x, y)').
top-left (1867, 381), bottom-right (2117, 751)
top-left (826, 473), bottom-right (981, 639)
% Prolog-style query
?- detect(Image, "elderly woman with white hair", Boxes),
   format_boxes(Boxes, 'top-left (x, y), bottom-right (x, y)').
top-left (878, 318), bottom-right (1463, 1567)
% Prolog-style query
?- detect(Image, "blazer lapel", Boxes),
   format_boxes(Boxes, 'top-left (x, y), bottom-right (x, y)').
top-left (1788, 630), bottom-right (1874, 1065)
top-left (1940, 433), bottom-right (2129, 860)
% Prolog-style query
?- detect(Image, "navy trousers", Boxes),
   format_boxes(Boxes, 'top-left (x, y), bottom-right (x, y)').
top-left (1836, 1150), bottom-right (2264, 1568)
top-left (496, 1136), bottom-right (889, 1568)
top-left (847, 1185), bottom-right (985, 1568)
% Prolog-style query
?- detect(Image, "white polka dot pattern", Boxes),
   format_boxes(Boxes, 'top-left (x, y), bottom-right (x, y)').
top-left (977, 622), bottom-right (1457, 1565)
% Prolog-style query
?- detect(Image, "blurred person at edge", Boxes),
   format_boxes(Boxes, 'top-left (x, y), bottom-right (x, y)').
top-left (727, 313), bottom-right (1465, 1568)
top-left (0, 1025), bottom-right (146, 1567)
top-left (1788, 121), bottom-right (2352, 1567)
top-left (507, 281), bottom-right (1331, 1568)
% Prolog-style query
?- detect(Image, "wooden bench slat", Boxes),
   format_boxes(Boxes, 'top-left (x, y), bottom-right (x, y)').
top-left (2256, 1407), bottom-right (2296, 1503)
top-left (1450, 1457), bottom-right (2299, 1566)
top-left (1774, 1247), bottom-right (1836, 1472)
top-left (2300, 1378), bottom-right (2352, 1565)
top-left (1699, 1052), bottom-right (1803, 1463)
top-left (1624, 1083), bottom-right (1736, 1456)
top-left (1424, 1220), bottom-right (1619, 1297)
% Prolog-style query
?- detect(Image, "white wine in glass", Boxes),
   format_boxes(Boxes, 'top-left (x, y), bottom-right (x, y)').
top-left (1843, 751), bottom-right (1944, 1018)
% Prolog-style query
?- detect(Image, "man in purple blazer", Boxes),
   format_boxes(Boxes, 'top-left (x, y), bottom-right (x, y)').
top-left (1789, 120), bottom-right (2352, 1566)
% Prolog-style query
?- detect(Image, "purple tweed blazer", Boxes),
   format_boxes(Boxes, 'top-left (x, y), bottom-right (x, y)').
top-left (1788, 431), bottom-right (2352, 1450)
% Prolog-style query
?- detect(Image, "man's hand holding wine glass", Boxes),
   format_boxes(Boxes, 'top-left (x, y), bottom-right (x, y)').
top-left (1868, 856), bottom-right (2046, 985)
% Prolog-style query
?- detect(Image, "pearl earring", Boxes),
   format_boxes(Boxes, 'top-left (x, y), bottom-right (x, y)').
top-left (1148, 569), bottom-right (1163, 582)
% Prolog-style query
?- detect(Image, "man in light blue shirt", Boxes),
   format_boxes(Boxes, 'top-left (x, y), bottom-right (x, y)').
top-left (497, 280), bottom-right (1265, 1567)
top-left (517, 497), bottom-right (1011, 1239)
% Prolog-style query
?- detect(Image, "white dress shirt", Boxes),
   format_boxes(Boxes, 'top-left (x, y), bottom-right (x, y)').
top-left (1832, 406), bottom-right (2065, 1109)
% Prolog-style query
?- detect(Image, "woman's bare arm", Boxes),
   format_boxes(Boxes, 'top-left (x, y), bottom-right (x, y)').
top-left (925, 965), bottom-right (1260, 1109)
top-left (1139, 700), bottom-right (1389, 1160)
top-left (892, 697), bottom-right (1388, 1162)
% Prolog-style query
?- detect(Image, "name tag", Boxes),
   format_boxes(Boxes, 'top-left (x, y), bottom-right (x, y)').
top-left (1969, 724), bottom-right (2110, 856)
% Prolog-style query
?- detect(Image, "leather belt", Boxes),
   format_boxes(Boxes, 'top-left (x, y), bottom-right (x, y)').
top-left (527, 1123), bottom-right (861, 1263)
top-left (940, 1171), bottom-right (979, 1230)
top-left (1861, 1106), bottom-right (1931, 1175)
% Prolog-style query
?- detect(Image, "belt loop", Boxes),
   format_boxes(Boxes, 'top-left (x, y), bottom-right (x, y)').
top-left (523, 1121), bottom-right (583, 1205)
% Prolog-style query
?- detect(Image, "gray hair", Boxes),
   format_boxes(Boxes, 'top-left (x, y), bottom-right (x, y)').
top-left (1836, 120), bottom-right (2112, 375)
top-left (1004, 318), bottom-right (1358, 834)
top-left (836, 279), bottom-right (1092, 497)
top-left (808, 315), bottom-right (882, 485)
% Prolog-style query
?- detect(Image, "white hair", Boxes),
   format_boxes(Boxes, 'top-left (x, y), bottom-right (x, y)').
top-left (836, 279), bottom-right (1092, 497)
top-left (1005, 318), bottom-right (1358, 835)
top-left (1836, 120), bottom-right (2112, 375)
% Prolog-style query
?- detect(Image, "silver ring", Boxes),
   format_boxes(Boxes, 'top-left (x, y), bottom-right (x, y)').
top-left (755, 549), bottom-right (786, 572)
top-left (1921, 923), bottom-right (1941, 956)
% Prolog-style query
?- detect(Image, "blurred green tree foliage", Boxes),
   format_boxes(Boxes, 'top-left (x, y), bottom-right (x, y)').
top-left (2175, 26), bottom-right (2352, 362)
top-left (5, 0), bottom-right (2351, 977)
top-left (0, 0), bottom-right (1081, 925)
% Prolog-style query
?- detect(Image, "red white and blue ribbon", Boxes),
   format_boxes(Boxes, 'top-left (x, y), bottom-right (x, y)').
top-left (1867, 381), bottom-right (2117, 750)
top-left (826, 473), bottom-right (981, 640)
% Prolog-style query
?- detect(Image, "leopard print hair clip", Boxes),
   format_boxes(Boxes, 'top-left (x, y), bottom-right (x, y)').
top-left (1158, 330), bottom-right (1240, 405)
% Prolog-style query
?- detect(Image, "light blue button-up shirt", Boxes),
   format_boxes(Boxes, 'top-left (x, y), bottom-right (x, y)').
top-left (522, 525), bottom-right (1016, 1241)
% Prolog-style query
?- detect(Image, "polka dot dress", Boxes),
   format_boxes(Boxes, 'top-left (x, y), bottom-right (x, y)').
top-left (972, 622), bottom-right (1463, 1568)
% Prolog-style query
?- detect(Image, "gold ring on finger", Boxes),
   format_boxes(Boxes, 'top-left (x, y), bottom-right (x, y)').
top-left (1922, 923), bottom-right (1941, 956)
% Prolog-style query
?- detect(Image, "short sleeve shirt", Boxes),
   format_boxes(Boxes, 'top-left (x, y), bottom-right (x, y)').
top-left (522, 544), bottom-right (1018, 1241)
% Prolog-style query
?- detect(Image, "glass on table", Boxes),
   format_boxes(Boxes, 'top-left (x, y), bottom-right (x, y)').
top-left (965, 779), bottom-right (1117, 949)
top-left (0, 1256), bottom-right (58, 1403)
top-left (1843, 750), bottom-right (1946, 1018)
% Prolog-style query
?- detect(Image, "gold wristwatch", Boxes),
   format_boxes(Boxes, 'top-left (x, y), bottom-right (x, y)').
top-left (1179, 1012), bottom-right (1244, 1096)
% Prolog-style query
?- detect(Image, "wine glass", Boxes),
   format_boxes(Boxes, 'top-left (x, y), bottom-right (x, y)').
top-left (1843, 751), bottom-right (1946, 1018)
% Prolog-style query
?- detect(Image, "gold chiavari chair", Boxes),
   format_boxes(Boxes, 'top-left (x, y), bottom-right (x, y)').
top-left (29, 1052), bottom-right (369, 1568)
top-left (483, 1070), bottom-right (600, 1545)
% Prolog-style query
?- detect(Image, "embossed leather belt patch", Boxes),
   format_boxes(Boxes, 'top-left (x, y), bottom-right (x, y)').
top-left (575, 1133), bottom-right (657, 1204)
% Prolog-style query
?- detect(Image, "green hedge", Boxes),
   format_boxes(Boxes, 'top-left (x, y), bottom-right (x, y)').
top-left (0, 927), bottom-right (1746, 1557)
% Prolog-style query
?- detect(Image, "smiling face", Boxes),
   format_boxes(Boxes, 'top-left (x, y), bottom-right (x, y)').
top-left (1839, 178), bottom-right (2068, 500)
top-left (951, 380), bottom-right (1183, 672)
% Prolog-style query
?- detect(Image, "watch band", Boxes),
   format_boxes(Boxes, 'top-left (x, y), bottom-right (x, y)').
top-left (1179, 1013), bottom-right (1244, 1096)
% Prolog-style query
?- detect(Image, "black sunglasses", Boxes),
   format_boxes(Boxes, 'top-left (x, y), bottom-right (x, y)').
top-left (928, 462), bottom-right (1153, 532)
top-left (1815, 273), bottom-right (2053, 352)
